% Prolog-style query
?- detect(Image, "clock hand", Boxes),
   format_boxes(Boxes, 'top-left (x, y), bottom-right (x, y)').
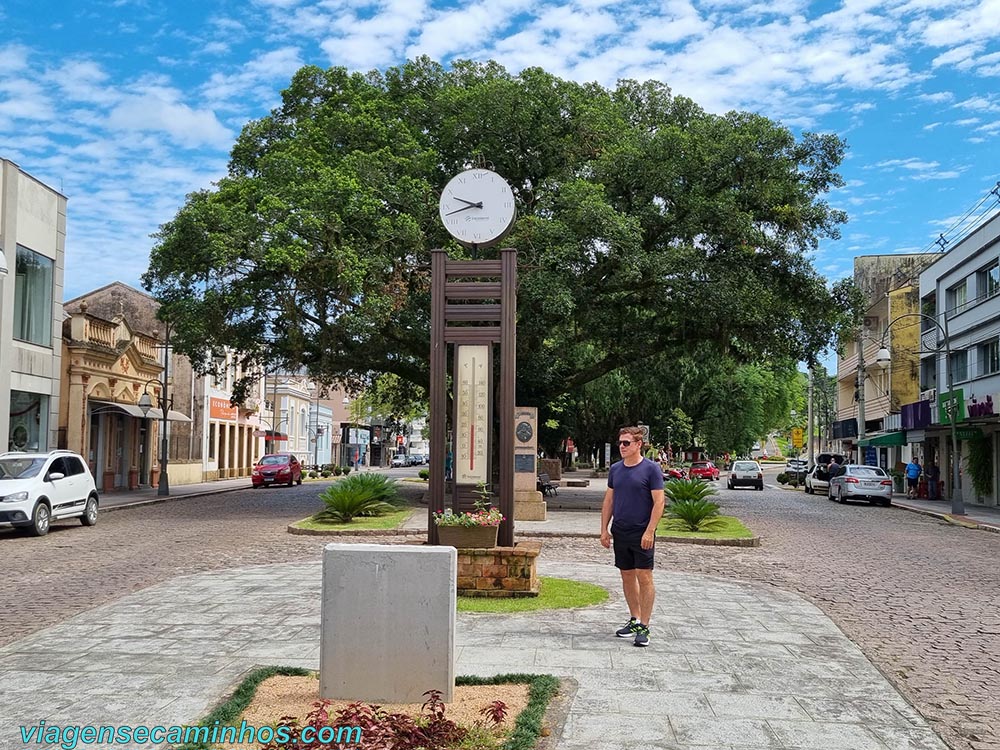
top-left (453, 197), bottom-right (482, 207)
top-left (445, 203), bottom-right (483, 216)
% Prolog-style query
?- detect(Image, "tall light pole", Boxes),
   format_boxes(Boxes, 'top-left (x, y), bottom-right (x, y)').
top-left (876, 311), bottom-right (964, 515)
top-left (137, 324), bottom-right (173, 496)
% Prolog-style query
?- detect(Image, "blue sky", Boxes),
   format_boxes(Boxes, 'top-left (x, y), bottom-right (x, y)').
top-left (2, 0), bottom-right (999, 303)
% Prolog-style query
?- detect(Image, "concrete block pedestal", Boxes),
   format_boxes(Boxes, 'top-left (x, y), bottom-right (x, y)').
top-left (320, 543), bottom-right (456, 703)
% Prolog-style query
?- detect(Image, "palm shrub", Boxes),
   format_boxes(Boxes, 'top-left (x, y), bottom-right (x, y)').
top-left (664, 479), bottom-right (724, 532)
top-left (314, 473), bottom-right (402, 523)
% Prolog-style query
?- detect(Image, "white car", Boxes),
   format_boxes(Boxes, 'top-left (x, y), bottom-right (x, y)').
top-left (0, 451), bottom-right (100, 536)
top-left (390, 454), bottom-right (407, 468)
top-left (727, 460), bottom-right (764, 490)
top-left (804, 453), bottom-right (847, 495)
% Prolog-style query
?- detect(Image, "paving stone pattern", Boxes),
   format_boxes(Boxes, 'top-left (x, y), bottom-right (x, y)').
top-left (1, 481), bottom-right (999, 749)
top-left (0, 560), bottom-right (948, 750)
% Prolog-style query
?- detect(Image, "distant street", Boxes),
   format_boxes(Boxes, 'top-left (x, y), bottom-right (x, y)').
top-left (2, 466), bottom-right (999, 750)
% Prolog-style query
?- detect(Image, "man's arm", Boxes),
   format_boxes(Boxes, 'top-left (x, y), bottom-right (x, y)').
top-left (600, 488), bottom-right (614, 548)
top-left (641, 489), bottom-right (665, 550)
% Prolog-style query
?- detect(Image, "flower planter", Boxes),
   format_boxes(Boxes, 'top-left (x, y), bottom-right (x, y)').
top-left (436, 524), bottom-right (499, 549)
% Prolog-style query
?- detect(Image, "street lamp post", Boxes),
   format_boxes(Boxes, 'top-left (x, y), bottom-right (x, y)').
top-left (876, 312), bottom-right (964, 515)
top-left (138, 377), bottom-right (172, 497)
top-left (137, 324), bottom-right (173, 496)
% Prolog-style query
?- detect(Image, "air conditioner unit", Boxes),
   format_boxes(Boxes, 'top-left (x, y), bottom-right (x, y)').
top-left (863, 316), bottom-right (879, 332)
top-left (920, 388), bottom-right (937, 402)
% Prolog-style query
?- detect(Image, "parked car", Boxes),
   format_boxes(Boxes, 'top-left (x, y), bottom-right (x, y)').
top-left (804, 453), bottom-right (846, 495)
top-left (391, 454), bottom-right (408, 468)
top-left (252, 453), bottom-right (303, 487)
top-left (407, 454), bottom-right (424, 466)
top-left (688, 461), bottom-right (720, 480)
top-left (785, 458), bottom-right (808, 482)
top-left (0, 450), bottom-right (100, 536)
top-left (828, 464), bottom-right (893, 506)
top-left (727, 460), bottom-right (764, 490)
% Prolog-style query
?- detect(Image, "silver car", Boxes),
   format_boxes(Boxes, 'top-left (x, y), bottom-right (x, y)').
top-left (828, 464), bottom-right (893, 506)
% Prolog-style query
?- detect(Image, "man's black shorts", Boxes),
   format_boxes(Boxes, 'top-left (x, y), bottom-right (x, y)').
top-left (907, 478), bottom-right (918, 489)
top-left (612, 527), bottom-right (654, 570)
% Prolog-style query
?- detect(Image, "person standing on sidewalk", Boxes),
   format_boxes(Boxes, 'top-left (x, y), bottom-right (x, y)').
top-left (600, 426), bottom-right (665, 647)
top-left (925, 459), bottom-right (940, 500)
top-left (905, 456), bottom-right (922, 499)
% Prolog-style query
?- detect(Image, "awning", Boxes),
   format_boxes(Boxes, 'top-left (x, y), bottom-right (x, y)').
top-left (89, 400), bottom-right (146, 418)
top-left (253, 429), bottom-right (288, 441)
top-left (88, 400), bottom-right (191, 422)
top-left (857, 431), bottom-right (906, 447)
top-left (146, 407), bottom-right (192, 423)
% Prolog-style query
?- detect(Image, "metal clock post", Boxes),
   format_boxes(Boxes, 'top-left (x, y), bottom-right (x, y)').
top-left (430, 167), bottom-right (518, 546)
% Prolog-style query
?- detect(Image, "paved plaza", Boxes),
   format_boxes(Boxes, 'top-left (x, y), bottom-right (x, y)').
top-left (2, 472), bottom-right (1000, 749)
top-left (0, 558), bottom-right (949, 750)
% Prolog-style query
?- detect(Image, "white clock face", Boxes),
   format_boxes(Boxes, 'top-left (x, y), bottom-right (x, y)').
top-left (439, 168), bottom-right (516, 248)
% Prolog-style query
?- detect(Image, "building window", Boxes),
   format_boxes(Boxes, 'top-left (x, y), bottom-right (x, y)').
top-left (977, 260), bottom-right (1000, 301)
top-left (950, 350), bottom-right (968, 382)
top-left (208, 423), bottom-right (216, 459)
top-left (980, 340), bottom-right (1000, 377)
top-left (13, 245), bottom-right (54, 347)
top-left (8, 391), bottom-right (48, 451)
top-left (946, 280), bottom-right (968, 314)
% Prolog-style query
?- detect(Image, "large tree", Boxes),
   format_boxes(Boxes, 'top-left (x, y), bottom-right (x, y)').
top-left (143, 57), bottom-right (854, 412)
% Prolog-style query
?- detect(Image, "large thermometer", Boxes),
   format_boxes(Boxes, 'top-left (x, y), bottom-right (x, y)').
top-left (454, 345), bottom-right (490, 485)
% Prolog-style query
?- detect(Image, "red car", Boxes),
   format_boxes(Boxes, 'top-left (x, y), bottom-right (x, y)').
top-left (252, 453), bottom-right (303, 488)
top-left (688, 461), bottom-right (720, 480)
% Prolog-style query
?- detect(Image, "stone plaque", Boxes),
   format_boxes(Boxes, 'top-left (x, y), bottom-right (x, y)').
top-left (514, 454), bottom-right (535, 473)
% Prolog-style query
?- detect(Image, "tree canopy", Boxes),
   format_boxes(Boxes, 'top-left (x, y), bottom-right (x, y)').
top-left (143, 57), bottom-right (858, 442)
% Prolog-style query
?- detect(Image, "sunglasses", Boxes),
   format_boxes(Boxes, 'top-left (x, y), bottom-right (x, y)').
top-left (618, 440), bottom-right (635, 447)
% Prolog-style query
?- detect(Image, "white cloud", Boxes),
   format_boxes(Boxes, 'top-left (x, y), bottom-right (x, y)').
top-left (108, 89), bottom-right (232, 148)
top-left (200, 46), bottom-right (305, 108)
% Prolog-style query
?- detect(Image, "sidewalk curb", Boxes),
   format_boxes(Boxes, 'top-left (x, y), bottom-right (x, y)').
top-left (890, 500), bottom-right (1000, 533)
top-left (102, 485), bottom-right (249, 513)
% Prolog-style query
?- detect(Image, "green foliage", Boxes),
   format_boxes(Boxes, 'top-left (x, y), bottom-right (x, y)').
top-left (418, 468), bottom-right (429, 480)
top-left (173, 666), bottom-right (313, 750)
top-left (457, 577), bottom-right (608, 613)
top-left (776, 472), bottom-right (789, 485)
top-left (314, 473), bottom-right (401, 523)
top-left (665, 499), bottom-right (724, 532)
top-left (657, 514), bottom-right (754, 539)
top-left (143, 57), bottom-right (853, 425)
top-left (967, 435), bottom-right (993, 499)
top-left (664, 478), bottom-right (718, 503)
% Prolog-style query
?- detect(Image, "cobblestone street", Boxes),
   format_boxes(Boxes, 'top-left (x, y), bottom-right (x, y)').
top-left (2, 481), bottom-right (999, 749)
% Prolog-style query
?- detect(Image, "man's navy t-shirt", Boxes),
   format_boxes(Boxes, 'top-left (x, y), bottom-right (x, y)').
top-left (608, 457), bottom-right (664, 534)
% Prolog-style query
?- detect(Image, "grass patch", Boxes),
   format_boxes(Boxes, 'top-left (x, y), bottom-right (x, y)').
top-left (177, 667), bottom-right (558, 750)
top-left (292, 507), bottom-right (414, 531)
top-left (174, 665), bottom-right (312, 750)
top-left (458, 673), bottom-right (560, 750)
top-left (657, 514), bottom-right (754, 539)
top-left (457, 576), bottom-right (608, 613)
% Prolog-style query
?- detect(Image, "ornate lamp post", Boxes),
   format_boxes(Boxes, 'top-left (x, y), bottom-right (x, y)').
top-left (138, 377), bottom-right (172, 497)
top-left (876, 312), bottom-right (964, 515)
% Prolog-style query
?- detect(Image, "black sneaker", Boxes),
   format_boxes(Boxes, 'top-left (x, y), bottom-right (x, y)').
top-left (615, 617), bottom-right (639, 638)
top-left (633, 624), bottom-right (650, 647)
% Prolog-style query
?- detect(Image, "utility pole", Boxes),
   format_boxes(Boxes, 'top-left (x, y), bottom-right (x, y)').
top-left (807, 368), bottom-right (815, 468)
top-left (857, 332), bottom-right (866, 462)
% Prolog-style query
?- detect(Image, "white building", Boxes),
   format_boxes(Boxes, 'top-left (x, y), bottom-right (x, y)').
top-left (1, 160), bottom-right (67, 453)
top-left (914, 212), bottom-right (1000, 506)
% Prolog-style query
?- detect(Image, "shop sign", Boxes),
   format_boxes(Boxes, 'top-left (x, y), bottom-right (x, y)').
top-left (210, 397), bottom-right (238, 421)
top-left (966, 394), bottom-right (997, 419)
top-left (938, 389), bottom-right (966, 425)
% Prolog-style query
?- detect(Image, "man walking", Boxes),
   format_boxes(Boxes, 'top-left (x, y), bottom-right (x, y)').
top-left (905, 456), bottom-right (922, 499)
top-left (600, 426), bottom-right (665, 647)
top-left (925, 460), bottom-right (940, 500)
